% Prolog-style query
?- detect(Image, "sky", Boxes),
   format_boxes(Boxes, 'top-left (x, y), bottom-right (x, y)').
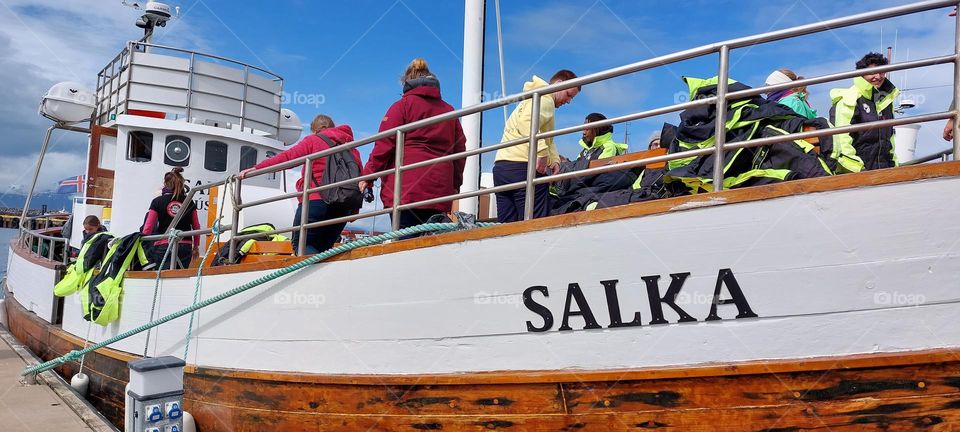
top-left (0, 0), bottom-right (956, 212)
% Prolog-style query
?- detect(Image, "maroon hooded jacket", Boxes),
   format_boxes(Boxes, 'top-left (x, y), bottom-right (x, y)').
top-left (362, 79), bottom-right (467, 212)
top-left (254, 124), bottom-right (361, 203)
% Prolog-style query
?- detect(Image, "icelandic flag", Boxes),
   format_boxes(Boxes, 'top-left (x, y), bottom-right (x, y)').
top-left (56, 175), bottom-right (84, 194)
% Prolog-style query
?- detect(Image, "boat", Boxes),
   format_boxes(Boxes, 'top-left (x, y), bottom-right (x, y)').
top-left (5, 0), bottom-right (960, 430)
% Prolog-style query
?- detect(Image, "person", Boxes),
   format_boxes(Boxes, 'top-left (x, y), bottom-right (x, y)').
top-left (242, 114), bottom-right (361, 254)
top-left (648, 131), bottom-right (662, 150)
top-left (764, 69), bottom-right (818, 119)
top-left (579, 113), bottom-right (627, 159)
top-left (944, 9), bottom-right (957, 142)
top-left (493, 69), bottom-right (580, 222)
top-left (358, 58), bottom-right (466, 231)
top-left (81, 215), bottom-right (107, 243)
top-left (945, 100), bottom-right (955, 142)
top-left (827, 52), bottom-right (900, 173)
top-left (141, 168), bottom-right (201, 269)
top-left (552, 113), bottom-right (632, 214)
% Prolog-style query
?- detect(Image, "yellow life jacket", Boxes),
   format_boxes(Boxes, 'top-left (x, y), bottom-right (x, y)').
top-left (54, 232), bottom-right (113, 297)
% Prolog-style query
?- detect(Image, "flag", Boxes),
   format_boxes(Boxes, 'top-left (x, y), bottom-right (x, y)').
top-left (57, 175), bottom-right (84, 194)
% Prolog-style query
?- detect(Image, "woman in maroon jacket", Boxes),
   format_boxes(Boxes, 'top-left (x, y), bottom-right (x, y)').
top-left (240, 116), bottom-right (362, 254)
top-left (359, 58), bottom-right (467, 231)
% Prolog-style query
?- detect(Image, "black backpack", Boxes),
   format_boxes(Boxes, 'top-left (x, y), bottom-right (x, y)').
top-left (315, 134), bottom-right (363, 211)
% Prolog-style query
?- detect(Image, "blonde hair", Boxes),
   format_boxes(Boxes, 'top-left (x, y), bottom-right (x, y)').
top-left (402, 58), bottom-right (432, 83)
top-left (310, 114), bottom-right (335, 134)
top-left (778, 68), bottom-right (807, 94)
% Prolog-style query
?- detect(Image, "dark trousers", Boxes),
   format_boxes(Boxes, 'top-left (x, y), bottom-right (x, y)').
top-left (394, 209), bottom-right (443, 239)
top-left (493, 160), bottom-right (551, 222)
top-left (292, 200), bottom-right (350, 255)
top-left (148, 243), bottom-right (193, 270)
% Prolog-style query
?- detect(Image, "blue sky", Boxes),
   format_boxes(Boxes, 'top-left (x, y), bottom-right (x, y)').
top-left (0, 0), bottom-right (956, 202)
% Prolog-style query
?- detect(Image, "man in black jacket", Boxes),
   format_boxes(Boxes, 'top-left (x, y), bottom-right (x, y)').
top-left (827, 52), bottom-right (900, 173)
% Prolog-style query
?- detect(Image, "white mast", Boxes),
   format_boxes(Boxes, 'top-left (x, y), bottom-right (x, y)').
top-left (458, 0), bottom-right (484, 216)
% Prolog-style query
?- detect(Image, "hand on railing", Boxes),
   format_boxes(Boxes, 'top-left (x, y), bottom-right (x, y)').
top-left (944, 119), bottom-right (955, 141)
top-left (238, 168), bottom-right (254, 179)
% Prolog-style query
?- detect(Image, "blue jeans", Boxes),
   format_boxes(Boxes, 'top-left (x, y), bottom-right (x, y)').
top-left (292, 200), bottom-right (350, 255)
top-left (493, 161), bottom-right (551, 222)
top-left (148, 243), bottom-right (193, 270)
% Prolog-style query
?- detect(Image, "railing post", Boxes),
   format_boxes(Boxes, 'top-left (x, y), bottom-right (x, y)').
top-left (298, 158), bottom-right (313, 255)
top-left (953, 3), bottom-right (960, 158)
top-left (239, 65), bottom-right (249, 132)
top-left (523, 92), bottom-right (542, 220)
top-left (227, 178), bottom-right (242, 263)
top-left (712, 45), bottom-right (731, 192)
top-left (124, 42), bottom-right (134, 120)
top-left (169, 233), bottom-right (180, 270)
top-left (185, 52), bottom-right (196, 121)
top-left (391, 130), bottom-right (405, 231)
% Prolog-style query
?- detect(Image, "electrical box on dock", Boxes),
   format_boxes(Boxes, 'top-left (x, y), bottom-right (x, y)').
top-left (126, 356), bottom-right (185, 432)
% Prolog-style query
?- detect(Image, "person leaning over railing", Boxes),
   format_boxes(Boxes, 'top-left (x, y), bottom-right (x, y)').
top-left (358, 58), bottom-right (466, 232)
top-left (141, 168), bottom-right (200, 269)
top-left (826, 52), bottom-right (900, 173)
top-left (241, 115), bottom-right (362, 255)
top-left (945, 99), bottom-right (955, 142)
top-left (493, 69), bottom-right (580, 222)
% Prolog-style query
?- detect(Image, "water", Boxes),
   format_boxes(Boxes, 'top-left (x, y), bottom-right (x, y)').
top-left (1, 228), bottom-right (16, 275)
top-left (0, 228), bottom-right (15, 298)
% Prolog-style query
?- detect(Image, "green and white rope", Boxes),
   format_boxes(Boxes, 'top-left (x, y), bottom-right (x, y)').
top-left (182, 218), bottom-right (223, 361)
top-left (142, 229), bottom-right (182, 356)
top-left (22, 220), bottom-right (496, 376)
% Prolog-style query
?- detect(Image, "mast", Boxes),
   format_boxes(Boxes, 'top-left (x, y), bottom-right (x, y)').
top-left (458, 0), bottom-right (485, 216)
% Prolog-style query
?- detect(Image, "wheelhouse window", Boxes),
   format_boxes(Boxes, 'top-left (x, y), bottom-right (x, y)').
top-left (204, 141), bottom-right (228, 172)
top-left (163, 135), bottom-right (191, 167)
top-left (239, 146), bottom-right (258, 170)
top-left (126, 131), bottom-right (153, 162)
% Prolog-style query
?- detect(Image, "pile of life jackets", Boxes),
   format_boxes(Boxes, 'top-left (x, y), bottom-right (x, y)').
top-left (560, 75), bottom-right (836, 212)
top-left (55, 232), bottom-right (153, 325)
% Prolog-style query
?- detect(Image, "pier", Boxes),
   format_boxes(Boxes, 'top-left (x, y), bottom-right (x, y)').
top-left (0, 208), bottom-right (67, 230)
top-left (0, 324), bottom-right (115, 431)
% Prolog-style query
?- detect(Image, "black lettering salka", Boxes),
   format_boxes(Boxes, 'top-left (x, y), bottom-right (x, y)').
top-left (522, 268), bottom-right (757, 333)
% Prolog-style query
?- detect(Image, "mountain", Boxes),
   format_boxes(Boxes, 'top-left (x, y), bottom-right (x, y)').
top-left (0, 192), bottom-right (75, 212)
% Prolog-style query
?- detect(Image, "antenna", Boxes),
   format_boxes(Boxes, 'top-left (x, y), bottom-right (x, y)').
top-left (121, 1), bottom-right (180, 44)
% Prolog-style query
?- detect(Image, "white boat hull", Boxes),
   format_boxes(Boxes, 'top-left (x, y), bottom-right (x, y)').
top-left (39, 169), bottom-right (960, 375)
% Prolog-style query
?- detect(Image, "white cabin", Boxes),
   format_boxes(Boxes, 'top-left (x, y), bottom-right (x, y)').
top-left (67, 42), bottom-right (302, 249)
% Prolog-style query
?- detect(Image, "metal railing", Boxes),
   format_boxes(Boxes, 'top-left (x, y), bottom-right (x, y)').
top-left (17, 214), bottom-right (70, 265)
top-left (95, 41), bottom-right (284, 136)
top-left (144, 0), bottom-right (960, 266)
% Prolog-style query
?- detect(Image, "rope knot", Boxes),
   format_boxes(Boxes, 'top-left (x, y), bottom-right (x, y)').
top-left (63, 350), bottom-right (82, 362)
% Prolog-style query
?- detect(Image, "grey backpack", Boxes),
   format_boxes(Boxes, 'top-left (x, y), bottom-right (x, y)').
top-left (315, 134), bottom-right (364, 211)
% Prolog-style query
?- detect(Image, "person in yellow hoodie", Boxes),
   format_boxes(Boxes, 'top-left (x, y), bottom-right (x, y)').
top-left (493, 69), bottom-right (579, 222)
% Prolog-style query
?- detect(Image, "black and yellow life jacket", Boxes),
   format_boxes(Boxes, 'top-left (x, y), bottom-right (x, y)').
top-left (665, 76), bottom-right (832, 194)
top-left (212, 223), bottom-right (288, 266)
top-left (84, 232), bottom-right (152, 325)
top-left (54, 232), bottom-right (113, 297)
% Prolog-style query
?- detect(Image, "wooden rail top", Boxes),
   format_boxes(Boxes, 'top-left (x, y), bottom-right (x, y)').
top-left (588, 147), bottom-right (667, 169)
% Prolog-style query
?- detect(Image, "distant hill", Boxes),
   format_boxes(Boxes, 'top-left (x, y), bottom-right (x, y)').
top-left (0, 192), bottom-right (75, 212)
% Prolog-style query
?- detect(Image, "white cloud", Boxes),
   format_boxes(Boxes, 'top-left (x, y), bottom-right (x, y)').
top-left (0, 150), bottom-right (87, 201)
